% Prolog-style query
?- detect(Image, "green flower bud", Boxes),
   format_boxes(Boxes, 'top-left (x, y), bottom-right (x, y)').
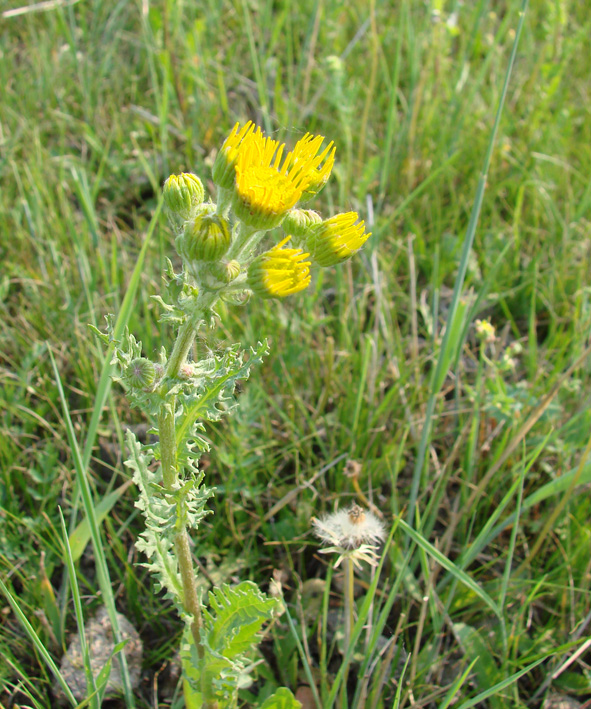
top-left (282, 209), bottom-right (322, 240)
top-left (179, 206), bottom-right (231, 262)
top-left (211, 259), bottom-right (242, 284)
top-left (163, 173), bottom-right (205, 223)
top-left (124, 358), bottom-right (156, 389)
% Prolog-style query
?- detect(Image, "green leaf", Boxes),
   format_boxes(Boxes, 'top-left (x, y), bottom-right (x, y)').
top-left (68, 481), bottom-right (132, 562)
top-left (205, 581), bottom-right (279, 659)
top-left (259, 687), bottom-right (302, 709)
top-left (397, 519), bottom-right (502, 619)
top-left (182, 581), bottom-right (280, 706)
top-left (175, 340), bottom-right (269, 450)
top-left (124, 429), bottom-right (184, 604)
top-left (455, 656), bottom-right (546, 709)
top-left (453, 623), bottom-right (502, 708)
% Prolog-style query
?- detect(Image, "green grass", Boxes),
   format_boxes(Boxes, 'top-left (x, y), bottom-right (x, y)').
top-left (2, 0), bottom-right (591, 706)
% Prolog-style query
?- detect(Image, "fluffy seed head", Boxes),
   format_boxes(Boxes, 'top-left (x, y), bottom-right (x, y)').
top-left (312, 504), bottom-right (385, 550)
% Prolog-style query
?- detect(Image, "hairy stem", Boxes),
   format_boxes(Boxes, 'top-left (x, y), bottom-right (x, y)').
top-left (157, 405), bottom-right (177, 490)
top-left (158, 317), bottom-right (208, 679)
top-left (165, 318), bottom-right (197, 379)
top-left (159, 401), bottom-right (204, 652)
top-left (175, 531), bottom-right (205, 657)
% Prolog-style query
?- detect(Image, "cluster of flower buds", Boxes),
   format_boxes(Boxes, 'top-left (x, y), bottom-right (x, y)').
top-left (162, 121), bottom-right (372, 302)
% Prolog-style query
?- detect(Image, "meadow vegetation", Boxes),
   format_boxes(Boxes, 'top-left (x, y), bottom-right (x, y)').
top-left (1, 0), bottom-right (591, 706)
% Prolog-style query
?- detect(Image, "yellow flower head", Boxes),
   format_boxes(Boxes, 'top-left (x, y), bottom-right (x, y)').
top-left (306, 212), bottom-right (371, 267)
top-left (248, 237), bottom-right (311, 298)
top-left (233, 127), bottom-right (335, 230)
top-left (288, 133), bottom-right (335, 203)
top-left (212, 121), bottom-right (256, 189)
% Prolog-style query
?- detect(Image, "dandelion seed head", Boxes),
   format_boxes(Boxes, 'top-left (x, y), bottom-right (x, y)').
top-left (312, 504), bottom-right (386, 550)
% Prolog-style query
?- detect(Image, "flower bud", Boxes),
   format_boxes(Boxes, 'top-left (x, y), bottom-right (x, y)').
top-left (306, 212), bottom-right (371, 267)
top-left (211, 259), bottom-right (242, 284)
top-left (248, 237), bottom-right (311, 298)
top-left (124, 358), bottom-right (156, 389)
top-left (179, 207), bottom-right (232, 263)
top-left (163, 173), bottom-right (205, 223)
top-left (282, 209), bottom-right (322, 239)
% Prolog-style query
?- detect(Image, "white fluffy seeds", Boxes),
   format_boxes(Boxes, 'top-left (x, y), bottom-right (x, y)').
top-left (312, 504), bottom-right (386, 550)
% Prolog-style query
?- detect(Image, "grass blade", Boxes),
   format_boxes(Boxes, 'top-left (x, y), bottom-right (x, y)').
top-left (49, 349), bottom-right (136, 707)
top-left (397, 518), bottom-right (501, 619)
top-left (455, 656), bottom-right (545, 709)
top-left (406, 0), bottom-right (530, 528)
top-left (0, 578), bottom-right (78, 708)
top-left (58, 508), bottom-right (99, 709)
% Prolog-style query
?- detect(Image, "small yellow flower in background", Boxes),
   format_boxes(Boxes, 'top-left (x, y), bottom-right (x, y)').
top-left (232, 126), bottom-right (335, 230)
top-left (212, 121), bottom-right (255, 190)
top-left (306, 212), bottom-right (371, 267)
top-left (248, 237), bottom-right (311, 298)
top-left (475, 318), bottom-right (496, 343)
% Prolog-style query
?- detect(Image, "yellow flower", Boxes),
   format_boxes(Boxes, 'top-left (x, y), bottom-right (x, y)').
top-left (306, 212), bottom-right (371, 267)
top-left (248, 237), bottom-right (311, 298)
top-left (288, 133), bottom-right (335, 203)
top-left (212, 121), bottom-right (255, 189)
top-left (233, 127), bottom-right (335, 230)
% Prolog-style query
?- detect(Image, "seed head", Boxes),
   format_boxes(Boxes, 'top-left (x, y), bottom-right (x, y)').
top-left (312, 504), bottom-right (386, 550)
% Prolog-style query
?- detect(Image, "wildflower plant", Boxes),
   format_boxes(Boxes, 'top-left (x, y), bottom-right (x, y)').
top-left (313, 504), bottom-right (386, 700)
top-left (94, 121), bottom-right (371, 707)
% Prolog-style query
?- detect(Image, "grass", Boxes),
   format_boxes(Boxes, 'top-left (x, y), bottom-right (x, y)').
top-left (1, 0), bottom-right (591, 706)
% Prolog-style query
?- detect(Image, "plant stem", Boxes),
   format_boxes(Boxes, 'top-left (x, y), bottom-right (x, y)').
top-left (175, 530), bottom-right (205, 656)
top-left (158, 405), bottom-right (177, 490)
top-left (341, 557), bottom-right (355, 707)
top-left (158, 318), bottom-right (205, 654)
top-left (165, 318), bottom-right (197, 379)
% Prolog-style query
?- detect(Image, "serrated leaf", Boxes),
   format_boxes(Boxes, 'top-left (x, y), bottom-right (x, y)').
top-left (124, 430), bottom-right (183, 603)
top-left (175, 340), bottom-right (269, 449)
top-left (259, 687), bottom-right (302, 709)
top-left (205, 581), bottom-right (279, 659)
top-left (182, 581), bottom-right (280, 706)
